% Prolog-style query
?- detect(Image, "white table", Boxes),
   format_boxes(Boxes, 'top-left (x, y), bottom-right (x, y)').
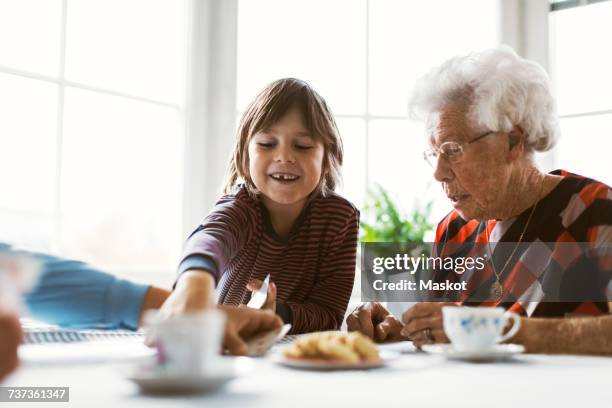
top-left (5, 341), bottom-right (612, 408)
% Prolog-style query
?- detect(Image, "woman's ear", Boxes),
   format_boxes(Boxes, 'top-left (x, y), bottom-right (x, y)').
top-left (507, 126), bottom-right (525, 161)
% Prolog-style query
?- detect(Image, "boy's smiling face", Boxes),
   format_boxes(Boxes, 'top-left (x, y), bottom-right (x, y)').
top-left (248, 108), bottom-right (325, 211)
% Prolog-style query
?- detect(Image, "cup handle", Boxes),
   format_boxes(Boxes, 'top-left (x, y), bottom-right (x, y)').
top-left (498, 311), bottom-right (521, 343)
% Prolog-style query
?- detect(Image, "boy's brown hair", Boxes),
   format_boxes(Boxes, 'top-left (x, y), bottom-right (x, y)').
top-left (224, 78), bottom-right (343, 198)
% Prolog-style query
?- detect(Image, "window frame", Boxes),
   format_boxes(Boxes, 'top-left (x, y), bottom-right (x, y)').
top-left (0, 0), bottom-right (198, 278)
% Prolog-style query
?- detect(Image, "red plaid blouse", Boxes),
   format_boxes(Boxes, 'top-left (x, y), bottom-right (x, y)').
top-left (434, 170), bottom-right (611, 317)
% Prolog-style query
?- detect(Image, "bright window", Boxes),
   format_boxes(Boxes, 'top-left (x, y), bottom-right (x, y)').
top-left (0, 0), bottom-right (188, 280)
top-left (549, 0), bottom-right (612, 185)
top-left (237, 0), bottom-right (500, 224)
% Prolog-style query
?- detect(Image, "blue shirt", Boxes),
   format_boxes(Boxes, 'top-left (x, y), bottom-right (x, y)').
top-left (0, 243), bottom-right (150, 330)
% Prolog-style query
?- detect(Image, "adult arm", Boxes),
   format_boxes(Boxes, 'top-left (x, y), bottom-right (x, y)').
top-left (23, 250), bottom-right (159, 330)
top-left (511, 315), bottom-right (612, 355)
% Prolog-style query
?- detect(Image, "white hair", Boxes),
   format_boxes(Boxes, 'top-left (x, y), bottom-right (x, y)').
top-left (408, 46), bottom-right (559, 152)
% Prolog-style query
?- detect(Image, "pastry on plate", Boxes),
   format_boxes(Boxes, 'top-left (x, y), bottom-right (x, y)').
top-left (282, 331), bottom-right (379, 363)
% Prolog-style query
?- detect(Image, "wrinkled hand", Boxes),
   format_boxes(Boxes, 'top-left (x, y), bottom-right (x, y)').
top-left (219, 305), bottom-right (282, 355)
top-left (0, 314), bottom-right (22, 382)
top-left (346, 302), bottom-right (408, 343)
top-left (246, 279), bottom-right (277, 312)
top-left (401, 302), bottom-right (451, 349)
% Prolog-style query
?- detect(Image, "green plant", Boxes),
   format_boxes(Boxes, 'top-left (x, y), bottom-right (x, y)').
top-left (359, 185), bottom-right (434, 295)
top-left (360, 184), bottom-right (434, 243)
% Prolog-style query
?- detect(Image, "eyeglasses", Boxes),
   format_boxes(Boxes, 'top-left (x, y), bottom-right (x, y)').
top-left (422, 131), bottom-right (496, 168)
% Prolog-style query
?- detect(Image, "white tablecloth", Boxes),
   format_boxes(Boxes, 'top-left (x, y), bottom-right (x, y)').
top-left (5, 341), bottom-right (612, 408)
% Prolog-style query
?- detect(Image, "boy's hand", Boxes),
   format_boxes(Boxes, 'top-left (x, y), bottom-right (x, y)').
top-left (219, 305), bottom-right (282, 355)
top-left (150, 272), bottom-right (282, 355)
top-left (157, 270), bottom-right (215, 320)
top-left (246, 279), bottom-right (277, 312)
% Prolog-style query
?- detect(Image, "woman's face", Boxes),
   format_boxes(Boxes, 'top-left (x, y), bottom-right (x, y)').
top-left (428, 105), bottom-right (513, 221)
top-left (247, 108), bottom-right (325, 211)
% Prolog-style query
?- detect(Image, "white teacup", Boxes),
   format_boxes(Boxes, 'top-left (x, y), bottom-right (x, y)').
top-left (145, 310), bottom-right (226, 376)
top-left (442, 306), bottom-right (521, 352)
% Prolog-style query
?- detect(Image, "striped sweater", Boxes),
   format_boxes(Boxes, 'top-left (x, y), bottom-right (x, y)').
top-left (178, 186), bottom-right (359, 334)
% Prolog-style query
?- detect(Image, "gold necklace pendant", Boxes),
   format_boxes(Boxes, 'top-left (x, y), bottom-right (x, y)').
top-left (485, 175), bottom-right (546, 302)
top-left (490, 281), bottom-right (503, 300)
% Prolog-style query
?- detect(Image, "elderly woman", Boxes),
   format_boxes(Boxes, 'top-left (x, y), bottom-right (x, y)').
top-left (347, 46), bottom-right (612, 354)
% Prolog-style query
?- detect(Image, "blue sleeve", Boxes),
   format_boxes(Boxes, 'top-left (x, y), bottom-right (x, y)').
top-left (6, 246), bottom-right (150, 330)
top-left (174, 254), bottom-right (218, 289)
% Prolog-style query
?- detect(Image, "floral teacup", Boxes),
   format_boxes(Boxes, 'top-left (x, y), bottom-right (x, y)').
top-left (442, 306), bottom-right (521, 351)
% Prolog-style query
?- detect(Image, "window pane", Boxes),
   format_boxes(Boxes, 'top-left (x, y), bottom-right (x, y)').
top-left (336, 118), bottom-right (366, 208)
top-left (237, 0), bottom-right (366, 115)
top-left (0, 211), bottom-right (54, 251)
top-left (60, 88), bottom-right (182, 273)
top-left (369, 0), bottom-right (500, 116)
top-left (554, 114), bottom-right (612, 186)
top-left (549, 1), bottom-right (612, 115)
top-left (0, 74), bottom-right (58, 212)
top-left (65, 0), bottom-right (187, 103)
top-left (0, 0), bottom-right (62, 76)
top-left (367, 119), bottom-right (450, 225)
top-left (0, 73), bottom-right (58, 247)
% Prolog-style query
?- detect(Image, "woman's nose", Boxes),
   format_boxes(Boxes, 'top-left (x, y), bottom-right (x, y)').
top-left (433, 155), bottom-right (454, 183)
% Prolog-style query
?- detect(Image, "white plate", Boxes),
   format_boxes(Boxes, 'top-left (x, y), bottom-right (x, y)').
top-left (421, 343), bottom-right (525, 362)
top-left (126, 366), bottom-right (236, 394)
top-left (271, 350), bottom-right (397, 371)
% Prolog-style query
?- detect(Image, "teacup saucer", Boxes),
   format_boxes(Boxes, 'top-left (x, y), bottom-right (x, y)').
top-left (421, 343), bottom-right (525, 362)
top-left (126, 363), bottom-right (236, 394)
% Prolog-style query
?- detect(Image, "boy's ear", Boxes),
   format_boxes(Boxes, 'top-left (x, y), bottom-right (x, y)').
top-left (317, 160), bottom-right (331, 194)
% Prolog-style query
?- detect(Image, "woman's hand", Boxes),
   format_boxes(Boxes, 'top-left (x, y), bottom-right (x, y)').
top-left (246, 279), bottom-right (277, 312)
top-left (346, 302), bottom-right (408, 343)
top-left (401, 302), bottom-right (451, 349)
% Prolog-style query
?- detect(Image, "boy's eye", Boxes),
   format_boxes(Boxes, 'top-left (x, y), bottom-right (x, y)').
top-left (295, 144), bottom-right (314, 150)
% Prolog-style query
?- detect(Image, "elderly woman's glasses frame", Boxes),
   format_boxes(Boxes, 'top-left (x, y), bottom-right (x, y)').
top-left (423, 131), bottom-right (496, 168)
